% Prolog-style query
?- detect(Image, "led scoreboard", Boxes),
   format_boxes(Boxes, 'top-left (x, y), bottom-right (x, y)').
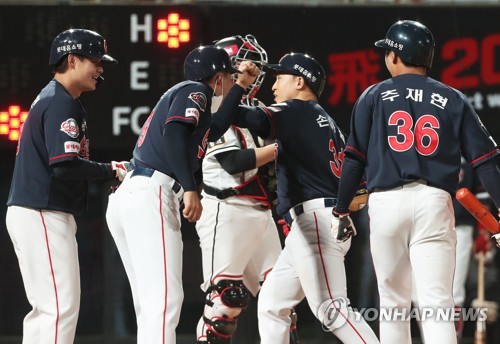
top-left (0, 6), bottom-right (203, 150)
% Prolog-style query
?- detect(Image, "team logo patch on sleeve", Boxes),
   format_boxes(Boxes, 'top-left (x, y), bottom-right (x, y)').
top-left (188, 92), bottom-right (207, 112)
top-left (186, 108), bottom-right (200, 122)
top-left (60, 118), bottom-right (80, 138)
top-left (64, 141), bottom-right (80, 153)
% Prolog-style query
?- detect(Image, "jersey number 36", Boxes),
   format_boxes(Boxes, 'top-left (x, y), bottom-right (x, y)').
top-left (388, 111), bottom-right (440, 156)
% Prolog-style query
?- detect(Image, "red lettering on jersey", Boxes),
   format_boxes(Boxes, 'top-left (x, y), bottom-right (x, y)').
top-left (79, 136), bottom-right (89, 160)
top-left (137, 110), bottom-right (154, 147)
top-left (60, 118), bottom-right (80, 138)
top-left (188, 92), bottom-right (207, 112)
top-left (197, 129), bottom-right (211, 159)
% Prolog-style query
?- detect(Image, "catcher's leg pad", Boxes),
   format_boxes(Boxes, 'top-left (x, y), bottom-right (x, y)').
top-left (198, 279), bottom-right (251, 342)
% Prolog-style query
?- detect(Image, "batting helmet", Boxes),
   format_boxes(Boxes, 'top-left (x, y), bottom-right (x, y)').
top-left (214, 34), bottom-right (268, 101)
top-left (266, 53), bottom-right (326, 98)
top-left (374, 20), bottom-right (435, 69)
top-left (49, 29), bottom-right (117, 66)
top-left (184, 45), bottom-right (240, 81)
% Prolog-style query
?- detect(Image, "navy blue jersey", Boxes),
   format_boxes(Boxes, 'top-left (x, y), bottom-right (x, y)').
top-left (346, 74), bottom-right (499, 194)
top-left (132, 80), bottom-right (213, 179)
top-left (7, 80), bottom-right (90, 215)
top-left (236, 100), bottom-right (347, 216)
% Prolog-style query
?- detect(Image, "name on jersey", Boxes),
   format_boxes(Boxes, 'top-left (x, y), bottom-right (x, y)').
top-left (381, 88), bottom-right (449, 109)
top-left (56, 44), bottom-right (83, 54)
top-left (188, 92), bottom-right (207, 112)
top-left (60, 118), bottom-right (80, 138)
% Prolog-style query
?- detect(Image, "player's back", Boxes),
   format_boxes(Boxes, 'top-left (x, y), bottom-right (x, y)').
top-left (353, 73), bottom-right (494, 194)
top-left (271, 100), bottom-right (346, 215)
top-left (132, 80), bottom-right (212, 176)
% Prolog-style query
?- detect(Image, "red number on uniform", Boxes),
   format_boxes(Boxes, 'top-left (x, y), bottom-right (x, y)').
top-left (388, 111), bottom-right (440, 155)
top-left (329, 138), bottom-right (344, 178)
top-left (388, 111), bottom-right (414, 152)
top-left (137, 110), bottom-right (154, 147)
top-left (414, 115), bottom-right (440, 156)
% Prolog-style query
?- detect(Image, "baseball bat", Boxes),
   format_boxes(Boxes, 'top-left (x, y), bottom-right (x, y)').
top-left (456, 188), bottom-right (500, 235)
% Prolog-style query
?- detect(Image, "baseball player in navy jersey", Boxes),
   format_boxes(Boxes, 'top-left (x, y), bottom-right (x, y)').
top-left (194, 34), bottom-right (283, 344)
top-left (105, 45), bottom-right (259, 344)
top-left (334, 20), bottom-right (500, 344)
top-left (229, 52), bottom-right (379, 344)
top-left (5, 29), bottom-right (126, 343)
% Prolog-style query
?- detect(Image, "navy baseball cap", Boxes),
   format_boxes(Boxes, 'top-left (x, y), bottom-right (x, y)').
top-left (265, 52), bottom-right (326, 98)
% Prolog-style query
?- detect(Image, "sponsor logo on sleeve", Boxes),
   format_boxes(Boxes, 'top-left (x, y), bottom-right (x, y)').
top-left (188, 92), bottom-right (207, 112)
top-left (64, 141), bottom-right (81, 153)
top-left (185, 108), bottom-right (200, 122)
top-left (60, 118), bottom-right (80, 138)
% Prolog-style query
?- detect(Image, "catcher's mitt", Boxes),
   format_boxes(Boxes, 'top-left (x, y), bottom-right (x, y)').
top-left (349, 189), bottom-right (368, 212)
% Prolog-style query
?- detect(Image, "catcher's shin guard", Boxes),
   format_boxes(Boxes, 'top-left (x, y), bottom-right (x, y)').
top-left (197, 279), bottom-right (250, 343)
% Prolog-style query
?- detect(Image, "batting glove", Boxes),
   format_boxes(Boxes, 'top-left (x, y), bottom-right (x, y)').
top-left (111, 161), bottom-right (130, 181)
top-left (277, 219), bottom-right (291, 237)
top-left (332, 209), bottom-right (357, 243)
top-left (493, 233), bottom-right (500, 248)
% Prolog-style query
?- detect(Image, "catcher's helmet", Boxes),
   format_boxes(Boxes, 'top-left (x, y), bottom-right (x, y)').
top-left (49, 29), bottom-right (117, 66)
top-left (266, 53), bottom-right (326, 98)
top-left (184, 45), bottom-right (240, 81)
top-left (375, 20), bottom-right (435, 69)
top-left (215, 34), bottom-right (267, 101)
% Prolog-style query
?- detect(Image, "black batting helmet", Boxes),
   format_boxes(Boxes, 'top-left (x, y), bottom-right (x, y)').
top-left (375, 20), bottom-right (435, 70)
top-left (49, 29), bottom-right (117, 66)
top-left (265, 53), bottom-right (326, 98)
top-left (214, 34), bottom-right (267, 100)
top-left (184, 45), bottom-right (240, 81)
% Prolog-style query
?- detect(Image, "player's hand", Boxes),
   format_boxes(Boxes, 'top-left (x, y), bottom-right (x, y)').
top-left (492, 233), bottom-right (500, 249)
top-left (182, 191), bottom-right (202, 222)
top-left (277, 219), bottom-right (291, 237)
top-left (332, 209), bottom-right (356, 243)
top-left (235, 61), bottom-right (258, 89)
top-left (111, 161), bottom-right (130, 181)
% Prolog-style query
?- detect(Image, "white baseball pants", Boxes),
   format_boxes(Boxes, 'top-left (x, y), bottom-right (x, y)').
top-left (6, 206), bottom-right (80, 344)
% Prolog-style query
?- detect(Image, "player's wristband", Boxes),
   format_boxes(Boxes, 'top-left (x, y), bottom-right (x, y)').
top-left (332, 207), bottom-right (350, 218)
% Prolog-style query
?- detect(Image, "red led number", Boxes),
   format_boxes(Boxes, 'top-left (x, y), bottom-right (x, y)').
top-left (157, 12), bottom-right (190, 48)
top-left (387, 111), bottom-right (440, 156)
top-left (0, 105), bottom-right (28, 141)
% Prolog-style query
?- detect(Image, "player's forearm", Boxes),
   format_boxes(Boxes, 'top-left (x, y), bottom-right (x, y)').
top-left (51, 159), bottom-right (114, 181)
top-left (475, 159), bottom-right (500, 209)
top-left (255, 144), bottom-right (276, 168)
top-left (336, 156), bottom-right (366, 213)
top-left (232, 107), bottom-right (271, 139)
top-left (208, 84), bottom-right (245, 142)
top-left (163, 122), bottom-right (197, 191)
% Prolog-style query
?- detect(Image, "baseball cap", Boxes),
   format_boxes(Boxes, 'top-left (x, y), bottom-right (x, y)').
top-left (265, 52), bottom-right (326, 98)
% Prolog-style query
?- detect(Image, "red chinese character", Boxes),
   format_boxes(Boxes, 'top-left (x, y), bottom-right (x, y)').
top-left (327, 49), bottom-right (381, 105)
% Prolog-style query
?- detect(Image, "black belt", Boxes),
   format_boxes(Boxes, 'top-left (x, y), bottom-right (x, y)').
top-left (204, 185), bottom-right (239, 199)
top-left (130, 167), bottom-right (182, 193)
top-left (283, 198), bottom-right (337, 225)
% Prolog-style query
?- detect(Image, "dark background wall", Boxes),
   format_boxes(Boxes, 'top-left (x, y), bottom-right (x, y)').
top-left (1, 4), bottom-right (499, 343)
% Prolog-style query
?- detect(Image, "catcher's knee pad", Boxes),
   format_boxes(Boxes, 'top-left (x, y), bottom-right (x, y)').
top-left (317, 297), bottom-right (350, 331)
top-left (201, 279), bottom-right (250, 341)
